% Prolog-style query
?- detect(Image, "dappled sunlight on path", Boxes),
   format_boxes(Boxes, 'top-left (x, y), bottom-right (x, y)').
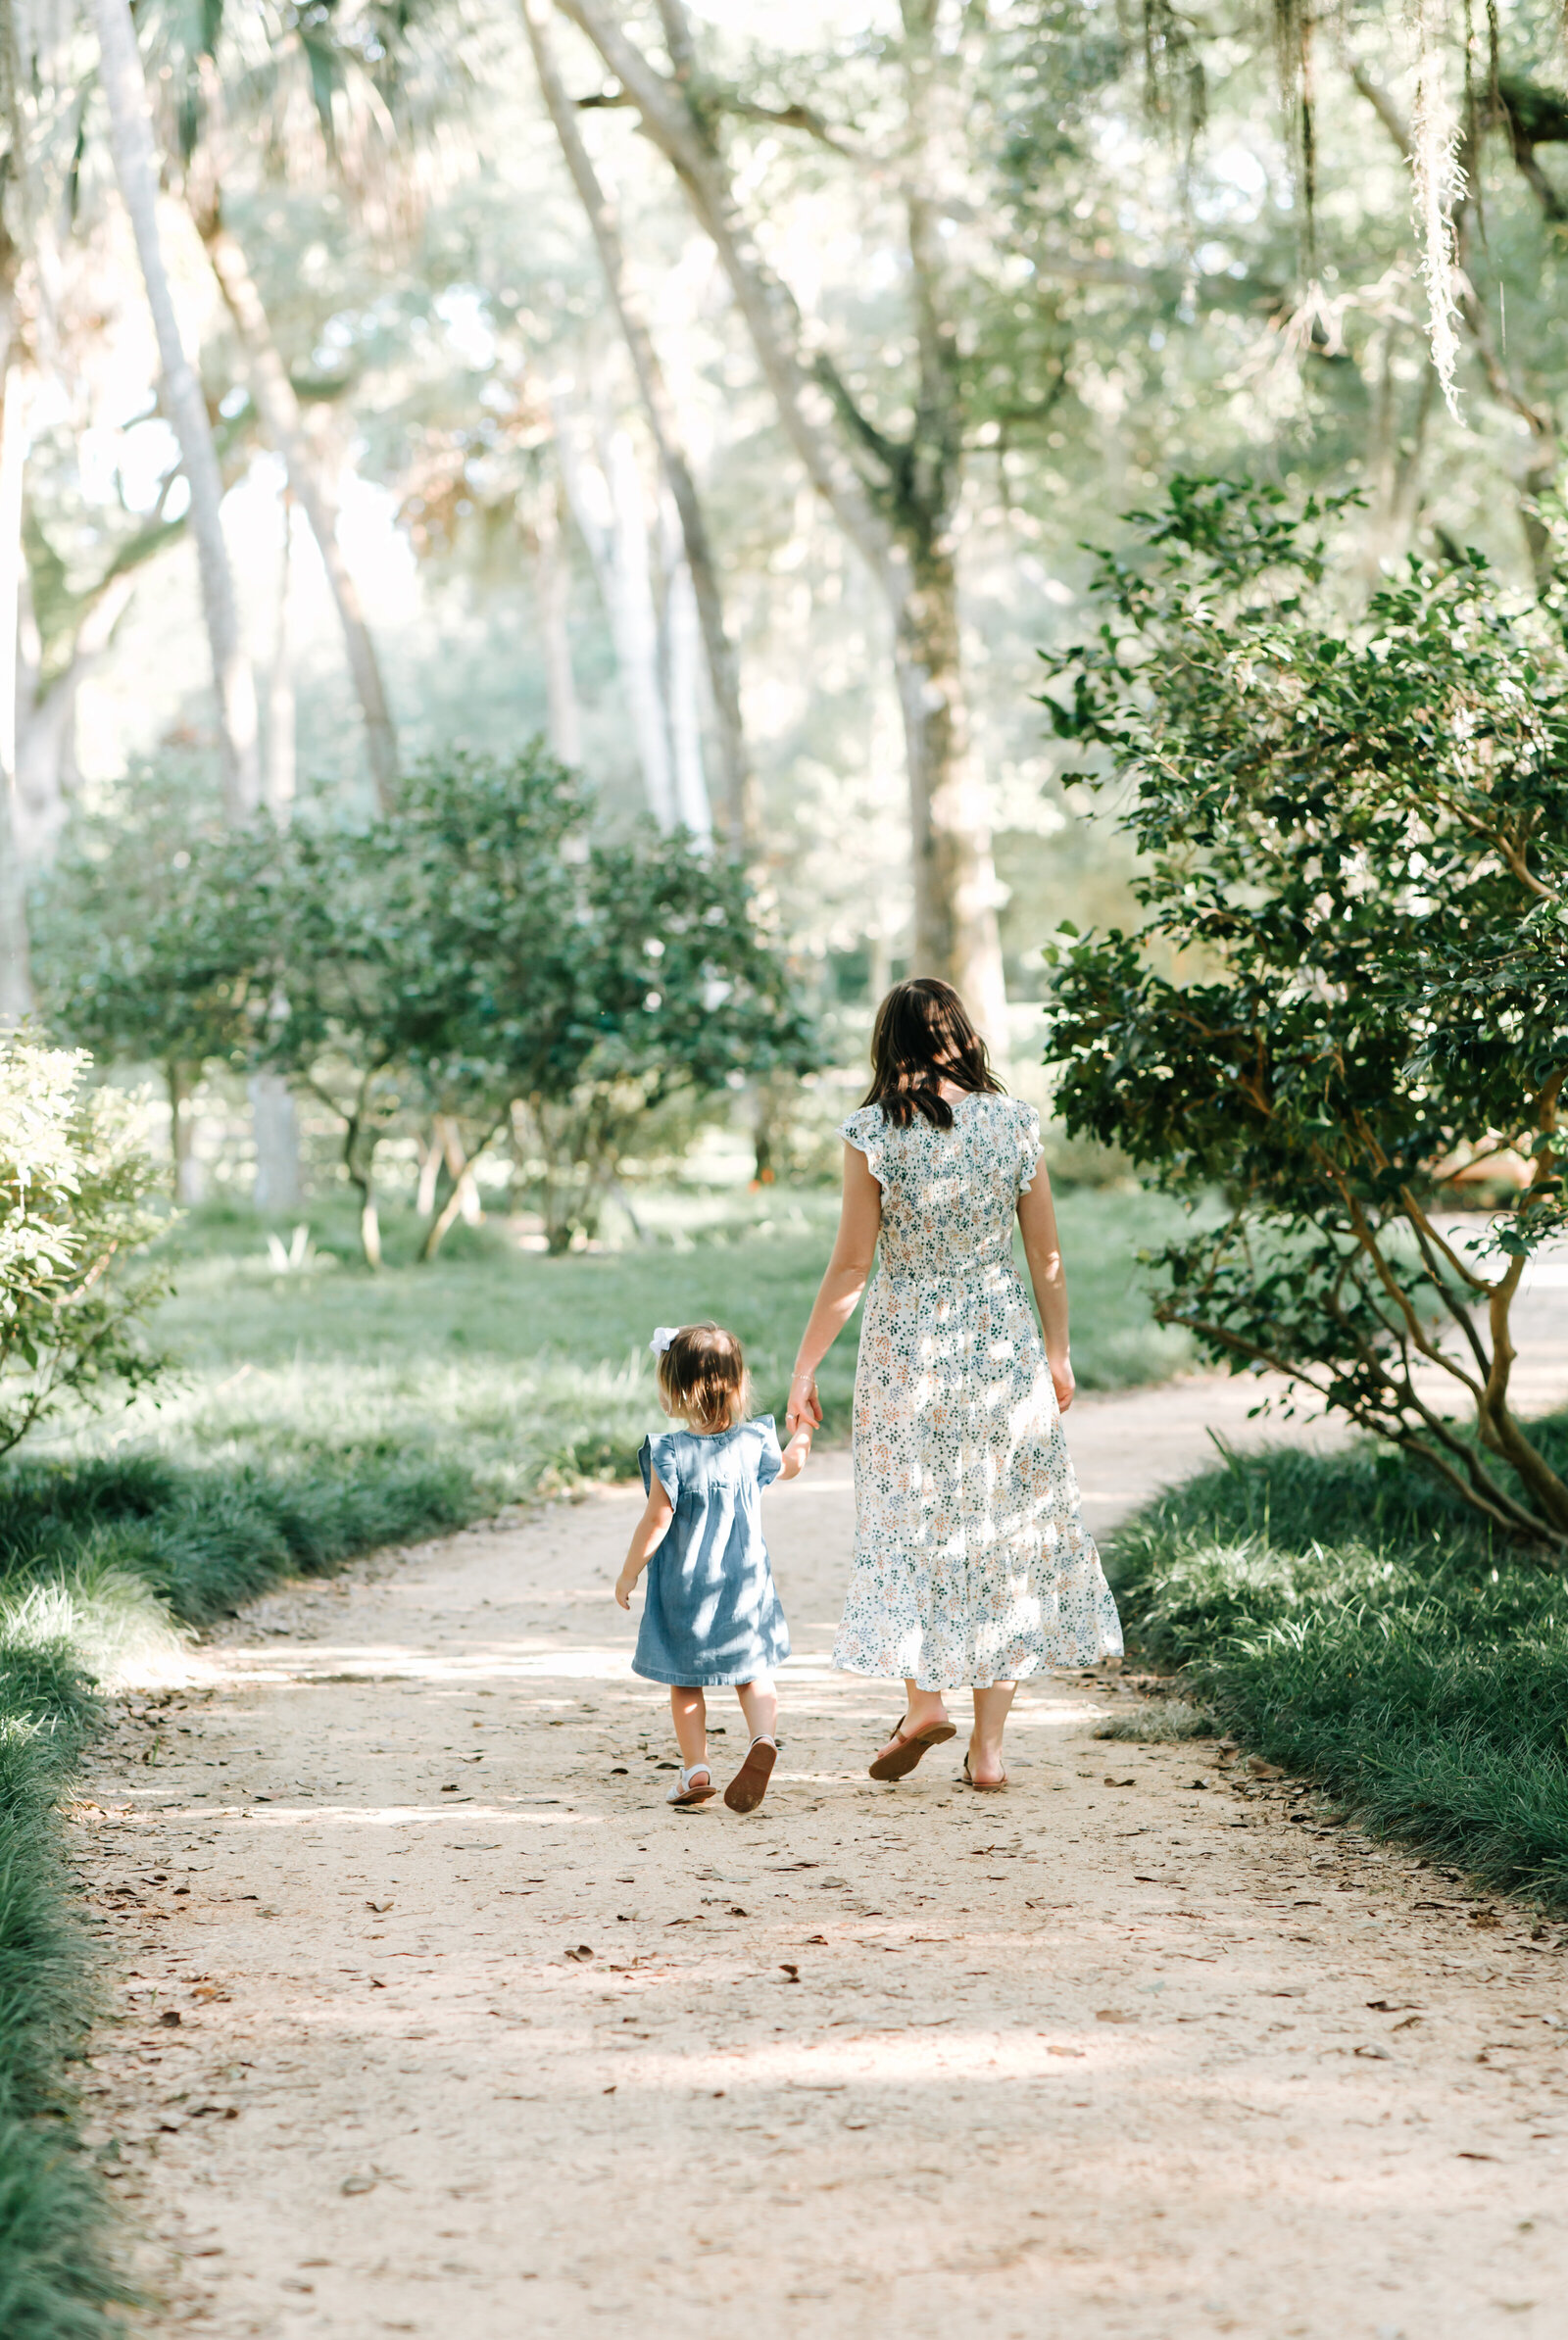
top-left (71, 1377), bottom-right (1568, 2339)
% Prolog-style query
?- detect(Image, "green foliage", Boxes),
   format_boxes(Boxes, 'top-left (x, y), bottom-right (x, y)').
top-left (0, 1042), bottom-right (168, 1460)
top-left (1109, 1417), bottom-right (1568, 1906)
top-left (39, 748), bottom-right (816, 1262)
top-left (0, 1627), bottom-right (135, 2338)
top-left (1041, 478), bottom-right (1568, 1554)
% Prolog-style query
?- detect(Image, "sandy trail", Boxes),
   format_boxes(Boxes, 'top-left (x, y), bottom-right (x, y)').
top-left (74, 1360), bottom-right (1568, 2340)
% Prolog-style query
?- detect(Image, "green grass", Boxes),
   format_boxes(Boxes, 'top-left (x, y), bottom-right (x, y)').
top-left (0, 1619), bottom-right (138, 2338)
top-left (1107, 1418), bottom-right (1568, 1909)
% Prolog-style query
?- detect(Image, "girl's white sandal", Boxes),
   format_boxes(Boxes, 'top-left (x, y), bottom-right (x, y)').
top-left (667, 1764), bottom-right (717, 1807)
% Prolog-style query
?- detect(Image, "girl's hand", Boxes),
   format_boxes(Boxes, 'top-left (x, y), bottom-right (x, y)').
top-left (1049, 1351), bottom-right (1075, 1414)
top-left (786, 1371), bottom-right (821, 1434)
top-left (614, 1568), bottom-right (637, 1611)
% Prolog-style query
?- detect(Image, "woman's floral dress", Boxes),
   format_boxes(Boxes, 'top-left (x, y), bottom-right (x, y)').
top-left (833, 1094), bottom-right (1123, 1690)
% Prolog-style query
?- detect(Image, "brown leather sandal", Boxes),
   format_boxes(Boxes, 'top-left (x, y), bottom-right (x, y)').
top-left (960, 1752), bottom-right (1007, 1793)
top-left (868, 1716), bottom-right (957, 1781)
top-left (724, 1736), bottom-right (777, 1814)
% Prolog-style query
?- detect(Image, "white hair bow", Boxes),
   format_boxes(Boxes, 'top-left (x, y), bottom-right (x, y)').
top-left (649, 1325), bottom-right (680, 1356)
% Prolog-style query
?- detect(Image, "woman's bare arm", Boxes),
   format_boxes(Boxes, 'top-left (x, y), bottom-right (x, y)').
top-left (1017, 1154), bottom-right (1075, 1412)
top-left (786, 1144), bottom-right (882, 1431)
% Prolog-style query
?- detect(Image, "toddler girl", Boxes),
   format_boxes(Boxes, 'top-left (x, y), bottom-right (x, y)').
top-left (615, 1321), bottom-right (810, 1812)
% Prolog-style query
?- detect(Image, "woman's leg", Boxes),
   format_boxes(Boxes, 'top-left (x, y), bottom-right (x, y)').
top-left (670, 1685), bottom-right (709, 1775)
top-left (735, 1675), bottom-right (778, 1743)
top-left (873, 1677), bottom-right (951, 1765)
top-left (968, 1682), bottom-right (1016, 1787)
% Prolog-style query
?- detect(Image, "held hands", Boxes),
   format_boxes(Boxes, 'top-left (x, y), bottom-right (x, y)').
top-left (786, 1369), bottom-right (822, 1437)
top-left (1050, 1351), bottom-right (1075, 1414)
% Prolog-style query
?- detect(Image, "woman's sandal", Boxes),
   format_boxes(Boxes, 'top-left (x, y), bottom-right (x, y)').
top-left (868, 1716), bottom-right (957, 1781)
top-left (666, 1764), bottom-right (717, 1808)
top-left (960, 1752), bottom-right (1007, 1793)
top-left (724, 1735), bottom-right (777, 1814)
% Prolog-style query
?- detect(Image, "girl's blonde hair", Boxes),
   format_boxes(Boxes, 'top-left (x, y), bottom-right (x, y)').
top-left (657, 1322), bottom-right (751, 1433)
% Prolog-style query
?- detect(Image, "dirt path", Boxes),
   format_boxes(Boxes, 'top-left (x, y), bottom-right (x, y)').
top-left (74, 1366), bottom-right (1568, 2340)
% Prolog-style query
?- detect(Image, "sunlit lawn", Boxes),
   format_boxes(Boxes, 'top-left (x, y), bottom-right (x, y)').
top-left (117, 1181), bottom-right (1207, 1509)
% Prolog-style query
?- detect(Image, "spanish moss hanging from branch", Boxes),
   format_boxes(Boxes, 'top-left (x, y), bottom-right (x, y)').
top-left (1409, 0), bottom-right (1468, 416)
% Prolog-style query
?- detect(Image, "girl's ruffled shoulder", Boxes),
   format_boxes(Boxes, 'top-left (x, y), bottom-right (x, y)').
top-left (839, 1103), bottom-right (889, 1186)
top-left (1014, 1100), bottom-right (1044, 1194)
top-left (750, 1413), bottom-right (784, 1487)
top-left (640, 1431), bottom-right (682, 1502)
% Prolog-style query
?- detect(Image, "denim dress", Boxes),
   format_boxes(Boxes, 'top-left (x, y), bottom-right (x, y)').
top-left (633, 1416), bottom-right (791, 1687)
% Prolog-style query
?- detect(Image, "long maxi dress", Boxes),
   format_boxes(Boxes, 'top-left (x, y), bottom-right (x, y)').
top-left (832, 1093), bottom-right (1123, 1690)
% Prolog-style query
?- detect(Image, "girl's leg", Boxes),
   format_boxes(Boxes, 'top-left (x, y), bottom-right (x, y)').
top-left (968, 1682), bottom-right (1016, 1788)
top-left (873, 1677), bottom-right (951, 1767)
top-left (725, 1678), bottom-right (778, 1812)
top-left (670, 1686), bottom-right (709, 1775)
top-left (735, 1675), bottom-right (778, 1744)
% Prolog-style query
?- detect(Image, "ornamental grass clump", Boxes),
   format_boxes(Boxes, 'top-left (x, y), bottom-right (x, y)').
top-left (1042, 477), bottom-right (1568, 1559)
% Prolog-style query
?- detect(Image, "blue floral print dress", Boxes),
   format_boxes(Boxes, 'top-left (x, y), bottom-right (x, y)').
top-left (834, 1095), bottom-right (1122, 1689)
top-left (633, 1418), bottom-right (791, 1687)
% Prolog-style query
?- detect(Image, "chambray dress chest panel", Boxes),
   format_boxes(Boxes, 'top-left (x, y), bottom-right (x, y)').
top-left (632, 1417), bottom-right (790, 1688)
top-left (834, 1095), bottom-right (1122, 1689)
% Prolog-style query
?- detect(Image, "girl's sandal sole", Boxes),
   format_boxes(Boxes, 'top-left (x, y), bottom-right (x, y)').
top-left (669, 1779), bottom-right (718, 1807)
top-left (868, 1720), bottom-right (957, 1781)
top-left (723, 1740), bottom-right (777, 1814)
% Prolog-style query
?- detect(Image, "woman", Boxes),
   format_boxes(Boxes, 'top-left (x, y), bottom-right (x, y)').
top-left (785, 978), bottom-right (1121, 1790)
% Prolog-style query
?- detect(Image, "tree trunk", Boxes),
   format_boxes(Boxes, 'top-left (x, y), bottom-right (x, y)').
top-left (16, 568), bottom-right (136, 865)
top-left (558, 0), bottom-right (1007, 1037)
top-left (522, 0), bottom-right (755, 848)
top-left (196, 202), bottom-right (400, 810)
top-left (169, 1061), bottom-right (205, 1203)
top-left (264, 488), bottom-right (296, 818)
top-left (532, 476), bottom-right (582, 764)
top-left (0, 352), bottom-right (32, 1023)
top-left (90, 0), bottom-right (261, 820)
top-left (554, 393), bottom-right (676, 826)
top-left (249, 1073), bottom-right (302, 1212)
top-left (660, 495), bottom-right (712, 842)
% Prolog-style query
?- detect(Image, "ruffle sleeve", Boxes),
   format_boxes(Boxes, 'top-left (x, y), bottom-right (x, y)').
top-left (753, 1414), bottom-right (783, 1488)
top-left (1016, 1102), bottom-right (1044, 1195)
top-left (640, 1433), bottom-right (681, 1505)
top-left (839, 1104), bottom-right (889, 1188)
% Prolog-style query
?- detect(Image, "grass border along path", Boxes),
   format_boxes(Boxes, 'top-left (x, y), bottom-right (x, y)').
top-left (0, 1447), bottom-right (488, 2337)
top-left (1107, 1412), bottom-right (1568, 1914)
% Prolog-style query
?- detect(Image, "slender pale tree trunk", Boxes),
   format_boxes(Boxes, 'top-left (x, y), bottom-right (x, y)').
top-left (169, 1062), bottom-right (206, 1203)
top-left (522, 0), bottom-right (754, 847)
top-left (196, 203), bottom-right (400, 810)
top-left (0, 341), bottom-right (32, 1023)
top-left (557, 0), bottom-right (1006, 1038)
top-left (264, 487), bottom-right (296, 819)
top-left (554, 391), bottom-right (676, 825)
top-left (91, 0), bottom-right (260, 819)
top-left (249, 484), bottom-right (303, 1211)
top-left (532, 475), bottom-right (583, 763)
top-left (16, 569), bottom-right (136, 865)
top-left (660, 494), bottom-right (712, 841)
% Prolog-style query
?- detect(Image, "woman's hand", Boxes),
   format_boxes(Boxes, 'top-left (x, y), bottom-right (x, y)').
top-left (1049, 1351), bottom-right (1075, 1414)
top-left (786, 1370), bottom-right (822, 1436)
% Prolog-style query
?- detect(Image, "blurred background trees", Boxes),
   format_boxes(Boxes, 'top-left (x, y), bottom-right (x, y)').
top-left (0, 0), bottom-right (1561, 1228)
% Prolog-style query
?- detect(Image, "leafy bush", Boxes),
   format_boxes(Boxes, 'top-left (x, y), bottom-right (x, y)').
top-left (1042, 478), bottom-right (1568, 1556)
top-left (0, 1042), bottom-right (166, 1458)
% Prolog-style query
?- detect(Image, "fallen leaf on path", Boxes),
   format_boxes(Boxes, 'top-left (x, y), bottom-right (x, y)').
top-left (779, 1964), bottom-right (800, 1981)
top-left (1095, 2010), bottom-right (1134, 2023)
top-left (1246, 1758), bottom-right (1285, 1779)
top-left (564, 1945), bottom-right (594, 1963)
top-left (1354, 2045), bottom-right (1392, 2060)
top-left (1103, 1778), bottom-right (1135, 1788)
top-left (366, 1902), bottom-right (393, 1914)
top-left (340, 2175), bottom-right (376, 2196)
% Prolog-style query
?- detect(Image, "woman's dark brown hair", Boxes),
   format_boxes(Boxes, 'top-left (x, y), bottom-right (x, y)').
top-left (657, 1323), bottom-right (751, 1434)
top-left (861, 978), bottom-right (1005, 1129)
